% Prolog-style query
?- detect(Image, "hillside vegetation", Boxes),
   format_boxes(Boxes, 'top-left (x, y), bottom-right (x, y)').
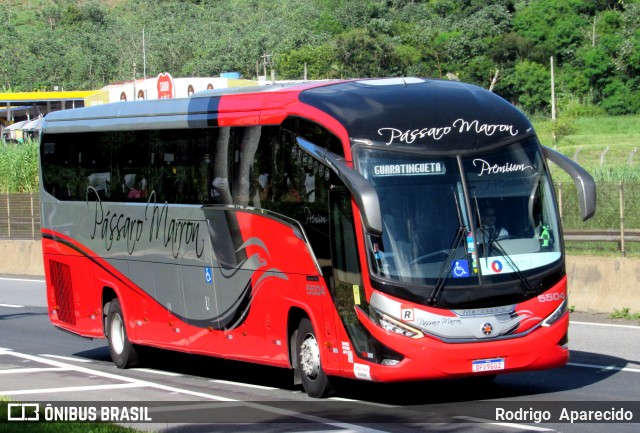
top-left (2, 0), bottom-right (640, 117)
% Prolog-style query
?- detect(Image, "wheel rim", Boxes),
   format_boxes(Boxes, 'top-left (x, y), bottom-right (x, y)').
top-left (110, 313), bottom-right (125, 355)
top-left (300, 333), bottom-right (320, 379)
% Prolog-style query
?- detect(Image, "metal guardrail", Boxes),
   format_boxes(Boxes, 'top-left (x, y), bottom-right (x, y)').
top-left (556, 181), bottom-right (639, 256)
top-left (563, 229), bottom-right (640, 242)
top-left (0, 193), bottom-right (41, 240)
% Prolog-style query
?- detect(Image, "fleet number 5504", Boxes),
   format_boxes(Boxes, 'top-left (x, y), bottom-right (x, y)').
top-left (538, 293), bottom-right (565, 302)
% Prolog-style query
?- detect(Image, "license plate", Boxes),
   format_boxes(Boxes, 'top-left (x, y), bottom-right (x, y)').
top-left (472, 358), bottom-right (505, 372)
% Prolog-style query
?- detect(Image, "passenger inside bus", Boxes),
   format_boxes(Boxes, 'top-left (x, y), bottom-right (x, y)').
top-left (282, 175), bottom-right (302, 202)
top-left (122, 173), bottom-right (147, 199)
top-left (252, 173), bottom-right (271, 207)
top-left (211, 176), bottom-right (231, 204)
top-left (87, 172), bottom-right (111, 199)
top-left (477, 206), bottom-right (509, 243)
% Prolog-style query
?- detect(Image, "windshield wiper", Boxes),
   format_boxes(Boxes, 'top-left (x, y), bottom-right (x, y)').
top-left (427, 225), bottom-right (466, 306)
top-left (428, 190), bottom-right (468, 306)
top-left (473, 194), bottom-right (536, 295)
top-left (483, 237), bottom-right (536, 295)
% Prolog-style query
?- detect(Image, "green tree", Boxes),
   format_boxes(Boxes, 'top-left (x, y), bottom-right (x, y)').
top-left (511, 59), bottom-right (550, 113)
top-left (3, 0), bottom-right (640, 116)
top-left (275, 44), bottom-right (338, 80)
top-left (334, 28), bottom-right (399, 78)
top-left (512, 0), bottom-right (591, 64)
top-left (601, 78), bottom-right (640, 115)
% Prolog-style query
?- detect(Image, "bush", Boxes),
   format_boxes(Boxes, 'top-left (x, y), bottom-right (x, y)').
top-left (601, 80), bottom-right (640, 115)
top-left (558, 97), bottom-right (606, 118)
top-left (0, 139), bottom-right (39, 193)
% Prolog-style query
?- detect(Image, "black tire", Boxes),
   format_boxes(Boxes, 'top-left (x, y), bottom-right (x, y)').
top-left (106, 298), bottom-right (140, 368)
top-left (296, 318), bottom-right (333, 398)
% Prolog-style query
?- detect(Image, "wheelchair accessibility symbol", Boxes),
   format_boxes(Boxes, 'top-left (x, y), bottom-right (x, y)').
top-left (451, 260), bottom-right (469, 278)
top-left (204, 267), bottom-right (213, 284)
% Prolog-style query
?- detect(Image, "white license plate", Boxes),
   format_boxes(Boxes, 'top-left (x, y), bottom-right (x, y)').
top-left (472, 358), bottom-right (505, 372)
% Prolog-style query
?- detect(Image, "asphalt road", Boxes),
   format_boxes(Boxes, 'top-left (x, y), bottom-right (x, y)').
top-left (1, 275), bottom-right (639, 432)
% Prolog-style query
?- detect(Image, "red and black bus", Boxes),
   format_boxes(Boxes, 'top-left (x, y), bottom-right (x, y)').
top-left (39, 77), bottom-right (595, 397)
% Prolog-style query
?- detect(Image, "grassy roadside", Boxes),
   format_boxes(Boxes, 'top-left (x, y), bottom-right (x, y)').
top-left (532, 115), bottom-right (640, 258)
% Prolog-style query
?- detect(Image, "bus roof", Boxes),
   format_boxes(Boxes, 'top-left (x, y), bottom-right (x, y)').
top-left (42, 78), bottom-right (534, 150)
top-left (298, 78), bottom-right (534, 151)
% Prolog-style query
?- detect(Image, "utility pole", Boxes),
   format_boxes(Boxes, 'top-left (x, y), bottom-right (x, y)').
top-left (489, 69), bottom-right (499, 92)
top-left (142, 29), bottom-right (146, 79)
top-left (550, 56), bottom-right (556, 121)
top-left (260, 53), bottom-right (271, 78)
top-left (133, 63), bottom-right (136, 101)
top-left (142, 29), bottom-right (147, 99)
top-left (550, 56), bottom-right (557, 144)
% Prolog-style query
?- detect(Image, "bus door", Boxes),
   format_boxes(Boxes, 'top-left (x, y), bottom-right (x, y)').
top-left (328, 187), bottom-right (370, 377)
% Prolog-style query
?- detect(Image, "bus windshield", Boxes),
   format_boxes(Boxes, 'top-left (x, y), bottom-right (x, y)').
top-left (355, 137), bottom-right (561, 298)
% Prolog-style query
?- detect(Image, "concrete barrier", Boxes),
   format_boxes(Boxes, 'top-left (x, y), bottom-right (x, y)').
top-left (566, 255), bottom-right (640, 314)
top-left (1, 240), bottom-right (638, 314)
top-left (0, 240), bottom-right (44, 277)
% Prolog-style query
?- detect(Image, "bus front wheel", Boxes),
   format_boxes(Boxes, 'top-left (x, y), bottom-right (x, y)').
top-left (106, 298), bottom-right (140, 369)
top-left (296, 318), bottom-right (333, 398)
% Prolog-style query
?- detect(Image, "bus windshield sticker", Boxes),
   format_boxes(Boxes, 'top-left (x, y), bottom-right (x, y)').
top-left (372, 162), bottom-right (445, 177)
top-left (451, 260), bottom-right (470, 278)
top-left (473, 158), bottom-right (534, 176)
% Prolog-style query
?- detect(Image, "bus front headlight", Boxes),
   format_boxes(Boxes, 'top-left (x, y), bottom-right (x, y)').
top-left (373, 309), bottom-right (424, 339)
top-left (541, 300), bottom-right (567, 327)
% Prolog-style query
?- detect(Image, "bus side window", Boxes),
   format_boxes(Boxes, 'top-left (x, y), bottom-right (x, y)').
top-left (249, 135), bottom-right (273, 208)
top-left (231, 126), bottom-right (261, 206)
top-left (209, 127), bottom-right (232, 205)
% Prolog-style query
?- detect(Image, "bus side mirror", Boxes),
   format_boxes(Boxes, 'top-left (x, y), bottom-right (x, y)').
top-left (542, 145), bottom-right (596, 221)
top-left (297, 137), bottom-right (383, 236)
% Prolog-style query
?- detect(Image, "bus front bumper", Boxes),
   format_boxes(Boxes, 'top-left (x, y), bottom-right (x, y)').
top-left (351, 308), bottom-right (569, 383)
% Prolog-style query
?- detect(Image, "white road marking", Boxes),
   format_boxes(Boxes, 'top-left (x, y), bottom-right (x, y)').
top-left (567, 362), bottom-right (640, 373)
top-left (0, 303), bottom-right (24, 308)
top-left (133, 368), bottom-right (182, 376)
top-left (40, 354), bottom-right (94, 363)
top-left (1, 350), bottom-right (235, 401)
top-left (571, 320), bottom-right (640, 330)
top-left (0, 277), bottom-right (44, 283)
top-left (0, 367), bottom-right (68, 374)
top-left (0, 350), bottom-right (390, 432)
top-left (2, 382), bottom-right (145, 396)
top-left (210, 379), bottom-right (276, 390)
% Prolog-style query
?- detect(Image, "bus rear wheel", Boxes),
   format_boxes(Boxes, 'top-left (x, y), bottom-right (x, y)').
top-left (106, 298), bottom-right (140, 369)
top-left (296, 318), bottom-right (333, 398)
